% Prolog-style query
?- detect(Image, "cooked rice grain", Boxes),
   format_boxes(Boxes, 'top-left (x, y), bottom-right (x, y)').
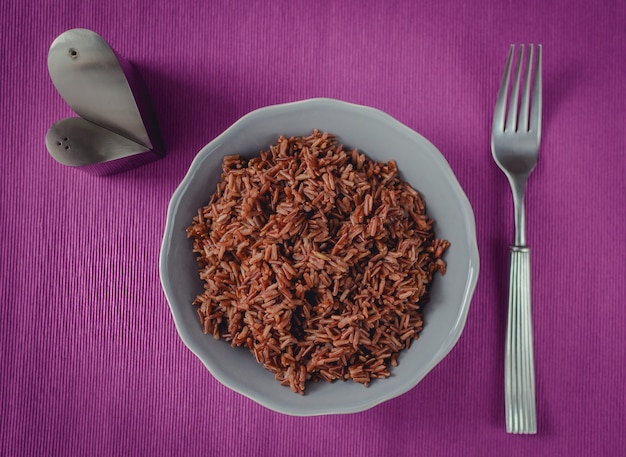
top-left (187, 130), bottom-right (449, 394)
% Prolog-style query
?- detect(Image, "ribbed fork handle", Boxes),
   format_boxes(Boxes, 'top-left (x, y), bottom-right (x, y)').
top-left (505, 246), bottom-right (537, 434)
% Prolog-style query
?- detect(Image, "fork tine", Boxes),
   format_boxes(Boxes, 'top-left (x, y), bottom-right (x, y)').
top-left (518, 44), bottom-right (534, 132)
top-left (529, 45), bottom-right (542, 138)
top-left (505, 45), bottom-right (524, 132)
top-left (493, 45), bottom-right (515, 133)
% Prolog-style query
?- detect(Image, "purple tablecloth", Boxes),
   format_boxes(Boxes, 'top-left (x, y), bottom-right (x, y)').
top-left (2, 0), bottom-right (625, 455)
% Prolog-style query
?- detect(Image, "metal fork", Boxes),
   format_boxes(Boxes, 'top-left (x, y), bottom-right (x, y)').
top-left (491, 44), bottom-right (542, 434)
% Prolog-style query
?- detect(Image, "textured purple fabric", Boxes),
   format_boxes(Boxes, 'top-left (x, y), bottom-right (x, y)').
top-left (2, 0), bottom-right (625, 455)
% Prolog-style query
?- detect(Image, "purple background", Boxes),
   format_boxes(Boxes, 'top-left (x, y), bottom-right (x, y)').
top-left (2, 0), bottom-right (625, 455)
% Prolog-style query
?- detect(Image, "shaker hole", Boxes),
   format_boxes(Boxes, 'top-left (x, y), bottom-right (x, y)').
top-left (69, 48), bottom-right (78, 59)
top-left (56, 141), bottom-right (62, 146)
top-left (64, 146), bottom-right (70, 150)
top-left (63, 137), bottom-right (68, 141)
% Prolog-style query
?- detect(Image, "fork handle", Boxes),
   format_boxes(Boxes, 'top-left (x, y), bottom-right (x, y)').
top-left (505, 246), bottom-right (537, 434)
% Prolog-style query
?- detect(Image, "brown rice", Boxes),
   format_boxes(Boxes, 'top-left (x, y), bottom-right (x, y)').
top-left (187, 130), bottom-right (449, 394)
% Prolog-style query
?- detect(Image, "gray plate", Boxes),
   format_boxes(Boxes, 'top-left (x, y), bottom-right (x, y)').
top-left (160, 98), bottom-right (479, 415)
